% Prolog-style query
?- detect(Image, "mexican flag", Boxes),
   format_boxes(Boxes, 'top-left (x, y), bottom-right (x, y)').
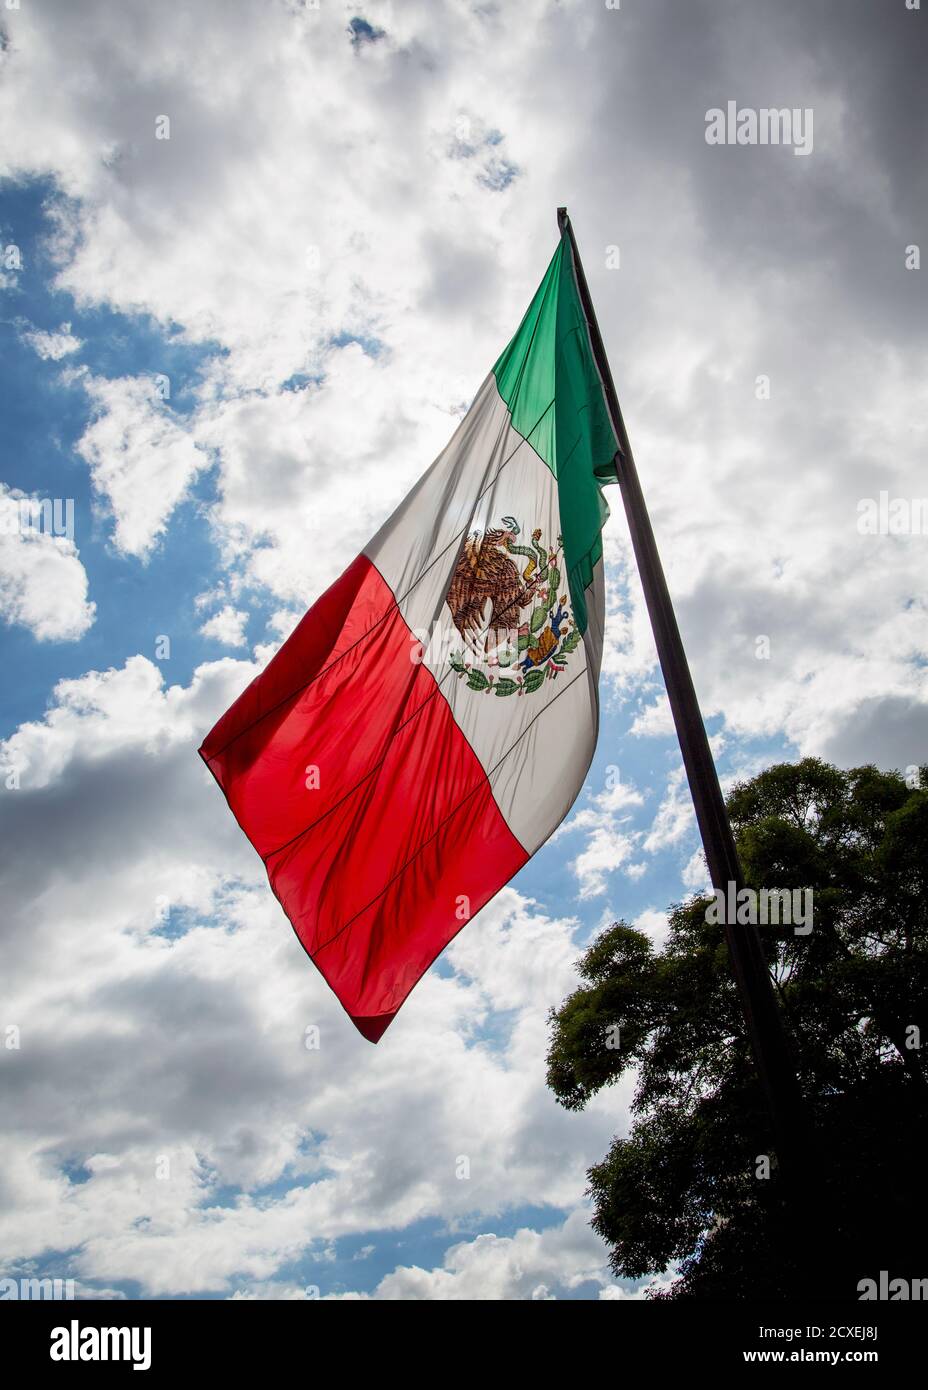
top-left (199, 224), bottom-right (621, 1041)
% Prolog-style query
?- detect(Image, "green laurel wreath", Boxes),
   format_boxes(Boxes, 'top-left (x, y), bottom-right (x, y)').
top-left (449, 617), bottom-right (582, 697)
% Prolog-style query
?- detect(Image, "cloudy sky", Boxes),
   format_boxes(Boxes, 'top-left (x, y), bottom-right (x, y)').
top-left (0, 0), bottom-right (925, 1300)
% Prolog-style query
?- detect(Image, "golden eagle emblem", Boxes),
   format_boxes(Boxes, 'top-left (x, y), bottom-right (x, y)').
top-left (445, 517), bottom-right (582, 696)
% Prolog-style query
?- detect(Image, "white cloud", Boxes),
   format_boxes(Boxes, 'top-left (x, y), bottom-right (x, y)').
top-left (0, 486), bottom-right (95, 642)
top-left (266, 609), bottom-right (301, 640)
top-left (21, 321), bottom-right (83, 360)
top-left (554, 772), bottom-right (644, 898)
top-left (629, 694), bottom-right (674, 740)
top-left (367, 1209), bottom-right (613, 1301)
top-left (75, 375), bottom-right (206, 559)
top-left (642, 765), bottom-right (695, 855)
top-left (682, 849), bottom-right (712, 897)
top-left (632, 907), bottom-right (670, 951)
top-left (572, 824), bottom-right (637, 899)
top-left (594, 771), bottom-right (645, 814)
top-left (199, 604), bottom-right (248, 648)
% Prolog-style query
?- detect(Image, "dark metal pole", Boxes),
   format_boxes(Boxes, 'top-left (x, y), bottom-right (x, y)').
top-left (557, 207), bottom-right (809, 1177)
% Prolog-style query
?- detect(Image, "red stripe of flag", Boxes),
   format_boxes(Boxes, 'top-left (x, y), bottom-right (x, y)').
top-left (199, 554), bottom-right (527, 1041)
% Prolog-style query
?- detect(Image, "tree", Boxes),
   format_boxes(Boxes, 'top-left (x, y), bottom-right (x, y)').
top-left (547, 758), bottom-right (928, 1298)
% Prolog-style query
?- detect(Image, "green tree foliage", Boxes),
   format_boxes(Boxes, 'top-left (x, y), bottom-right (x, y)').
top-left (547, 759), bottom-right (928, 1298)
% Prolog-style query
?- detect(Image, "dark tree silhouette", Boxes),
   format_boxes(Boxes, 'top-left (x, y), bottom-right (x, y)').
top-left (547, 758), bottom-right (928, 1299)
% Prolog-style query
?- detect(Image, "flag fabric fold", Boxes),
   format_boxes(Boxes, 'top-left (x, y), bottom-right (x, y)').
top-left (199, 227), bottom-right (620, 1041)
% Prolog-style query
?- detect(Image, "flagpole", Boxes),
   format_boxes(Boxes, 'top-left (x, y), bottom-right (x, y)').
top-left (556, 208), bottom-right (809, 1180)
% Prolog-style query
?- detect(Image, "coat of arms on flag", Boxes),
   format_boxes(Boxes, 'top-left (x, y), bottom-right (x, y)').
top-left (445, 517), bottom-right (579, 695)
top-left (199, 216), bottom-right (620, 1041)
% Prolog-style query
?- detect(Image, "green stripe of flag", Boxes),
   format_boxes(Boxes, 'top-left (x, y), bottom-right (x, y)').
top-left (492, 231), bottom-right (619, 633)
